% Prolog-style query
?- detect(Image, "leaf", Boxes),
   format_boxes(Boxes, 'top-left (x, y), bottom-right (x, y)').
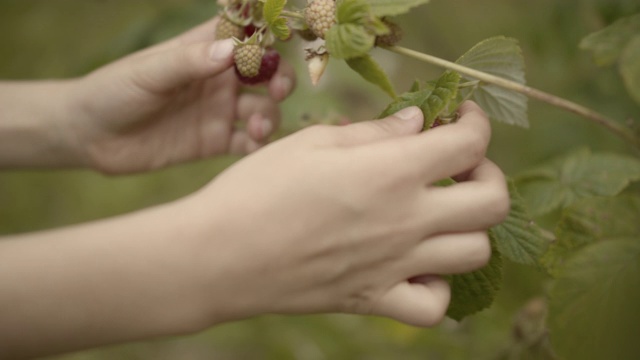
top-left (263, 0), bottom-right (286, 23)
top-left (421, 71), bottom-right (460, 128)
top-left (378, 87), bottom-right (432, 119)
top-left (548, 239), bottom-right (640, 359)
top-left (337, 0), bottom-right (370, 24)
top-left (491, 181), bottom-right (548, 269)
top-left (456, 36), bottom-right (528, 127)
top-left (515, 148), bottom-right (640, 216)
top-left (346, 54), bottom-right (396, 98)
top-left (542, 195), bottom-right (640, 275)
top-left (620, 35), bottom-right (640, 105)
top-left (447, 231), bottom-right (503, 321)
top-left (270, 18), bottom-right (291, 40)
top-left (579, 13), bottom-right (640, 66)
top-left (366, 0), bottom-right (430, 17)
top-left (325, 23), bottom-right (375, 60)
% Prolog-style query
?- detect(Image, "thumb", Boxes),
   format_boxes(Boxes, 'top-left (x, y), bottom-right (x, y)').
top-left (372, 276), bottom-right (450, 327)
top-left (128, 39), bottom-right (235, 92)
top-left (336, 106), bottom-right (424, 146)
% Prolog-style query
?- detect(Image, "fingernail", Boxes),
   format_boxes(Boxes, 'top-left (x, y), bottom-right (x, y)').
top-left (394, 106), bottom-right (421, 121)
top-left (209, 39), bottom-right (234, 62)
top-left (261, 118), bottom-right (273, 138)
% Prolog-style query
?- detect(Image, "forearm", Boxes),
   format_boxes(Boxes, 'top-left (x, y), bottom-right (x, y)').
top-left (0, 80), bottom-right (87, 169)
top-left (0, 198), bottom-right (215, 358)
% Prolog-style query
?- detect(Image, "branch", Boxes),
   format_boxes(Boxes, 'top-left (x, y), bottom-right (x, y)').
top-left (385, 45), bottom-right (640, 149)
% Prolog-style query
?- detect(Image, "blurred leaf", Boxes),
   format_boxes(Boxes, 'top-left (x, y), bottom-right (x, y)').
top-left (492, 181), bottom-right (548, 270)
top-left (325, 23), bottom-right (375, 59)
top-left (263, 0), bottom-right (286, 23)
top-left (346, 54), bottom-right (396, 98)
top-left (548, 239), bottom-right (640, 359)
top-left (378, 84), bottom-right (432, 119)
top-left (447, 231), bottom-right (502, 321)
top-left (456, 36), bottom-right (529, 127)
top-left (620, 35), bottom-right (640, 104)
top-left (337, 0), bottom-right (371, 24)
top-left (366, 0), bottom-right (430, 17)
top-left (543, 194), bottom-right (640, 275)
top-left (515, 148), bottom-right (640, 216)
top-left (579, 13), bottom-right (640, 66)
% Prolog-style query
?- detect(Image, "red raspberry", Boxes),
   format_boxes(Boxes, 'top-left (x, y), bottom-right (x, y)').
top-left (235, 48), bottom-right (281, 85)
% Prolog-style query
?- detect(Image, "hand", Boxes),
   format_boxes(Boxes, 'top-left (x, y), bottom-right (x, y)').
top-left (69, 17), bottom-right (296, 174)
top-left (188, 101), bottom-right (510, 327)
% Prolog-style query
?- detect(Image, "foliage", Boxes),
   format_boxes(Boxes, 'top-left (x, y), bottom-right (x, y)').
top-left (2, 0), bottom-right (640, 358)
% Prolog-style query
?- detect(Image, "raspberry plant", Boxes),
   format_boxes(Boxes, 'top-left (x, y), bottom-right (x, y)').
top-left (214, 1), bottom-right (640, 358)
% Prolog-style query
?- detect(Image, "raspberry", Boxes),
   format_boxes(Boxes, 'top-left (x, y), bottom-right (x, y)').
top-left (235, 48), bottom-right (281, 85)
top-left (304, 0), bottom-right (336, 39)
top-left (216, 16), bottom-right (245, 40)
top-left (375, 19), bottom-right (403, 47)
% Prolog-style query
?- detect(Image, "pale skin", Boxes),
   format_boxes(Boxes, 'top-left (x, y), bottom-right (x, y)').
top-left (0, 17), bottom-right (510, 359)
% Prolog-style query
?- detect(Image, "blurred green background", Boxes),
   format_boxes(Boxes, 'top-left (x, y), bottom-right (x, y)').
top-left (1, 0), bottom-right (638, 359)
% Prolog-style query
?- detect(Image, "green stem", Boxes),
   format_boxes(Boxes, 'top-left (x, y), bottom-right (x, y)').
top-left (385, 45), bottom-right (640, 149)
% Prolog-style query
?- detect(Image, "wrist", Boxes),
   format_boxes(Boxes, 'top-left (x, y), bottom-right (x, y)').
top-left (0, 79), bottom-right (90, 169)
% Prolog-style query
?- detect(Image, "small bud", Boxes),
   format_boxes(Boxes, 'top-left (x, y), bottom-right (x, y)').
top-left (306, 49), bottom-right (330, 86)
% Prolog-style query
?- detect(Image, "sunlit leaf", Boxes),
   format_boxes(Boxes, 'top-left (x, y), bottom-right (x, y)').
top-left (579, 13), bottom-right (640, 66)
top-left (447, 231), bottom-right (502, 321)
top-left (456, 36), bottom-right (528, 127)
top-left (515, 148), bottom-right (640, 216)
top-left (492, 181), bottom-right (548, 270)
top-left (366, 0), bottom-right (430, 17)
top-left (325, 23), bottom-right (375, 59)
top-left (543, 195), bottom-right (640, 275)
top-left (263, 0), bottom-right (286, 23)
top-left (346, 54), bottom-right (396, 98)
top-left (548, 239), bottom-right (640, 359)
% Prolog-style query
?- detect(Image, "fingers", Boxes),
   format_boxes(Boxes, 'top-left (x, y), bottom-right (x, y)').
top-left (267, 59), bottom-right (297, 102)
top-left (333, 106), bottom-right (424, 146)
top-left (237, 93), bottom-right (282, 141)
top-left (400, 232), bottom-right (492, 277)
top-left (127, 39), bottom-right (235, 93)
top-left (372, 276), bottom-right (450, 327)
top-left (420, 159), bottom-right (510, 234)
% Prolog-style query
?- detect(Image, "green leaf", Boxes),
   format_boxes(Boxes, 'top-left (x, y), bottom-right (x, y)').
top-left (447, 231), bottom-right (502, 321)
top-left (337, 0), bottom-right (370, 24)
top-left (346, 54), bottom-right (396, 98)
top-left (548, 239), bottom-right (640, 359)
top-left (263, 0), bottom-right (286, 23)
top-left (579, 13), bottom-right (640, 66)
top-left (515, 148), bottom-right (640, 216)
top-left (456, 36), bottom-right (528, 127)
top-left (491, 181), bottom-right (548, 269)
top-left (421, 71), bottom-right (460, 128)
top-left (366, 0), bottom-right (430, 17)
top-left (378, 87), bottom-right (432, 119)
top-left (325, 23), bottom-right (375, 59)
top-left (620, 35), bottom-right (640, 105)
top-left (543, 195), bottom-right (640, 275)
top-left (270, 18), bottom-right (291, 40)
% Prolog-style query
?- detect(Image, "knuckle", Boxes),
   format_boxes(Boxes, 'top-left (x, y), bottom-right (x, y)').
top-left (461, 130), bottom-right (487, 164)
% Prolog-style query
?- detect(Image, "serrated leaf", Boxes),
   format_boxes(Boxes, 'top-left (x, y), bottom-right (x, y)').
top-left (263, 0), bottom-right (286, 23)
top-left (270, 18), bottom-right (291, 40)
top-left (579, 13), bottom-right (640, 66)
top-left (542, 195), bottom-right (640, 275)
top-left (620, 35), bottom-right (640, 105)
top-left (421, 71), bottom-right (460, 128)
top-left (447, 231), bottom-right (502, 321)
top-left (346, 54), bottom-right (396, 98)
top-left (378, 87), bottom-right (432, 119)
top-left (325, 23), bottom-right (375, 59)
top-left (548, 239), bottom-right (640, 359)
top-left (456, 36), bottom-right (528, 127)
top-left (366, 0), bottom-right (430, 17)
top-left (515, 148), bottom-right (640, 216)
top-left (491, 181), bottom-right (548, 269)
